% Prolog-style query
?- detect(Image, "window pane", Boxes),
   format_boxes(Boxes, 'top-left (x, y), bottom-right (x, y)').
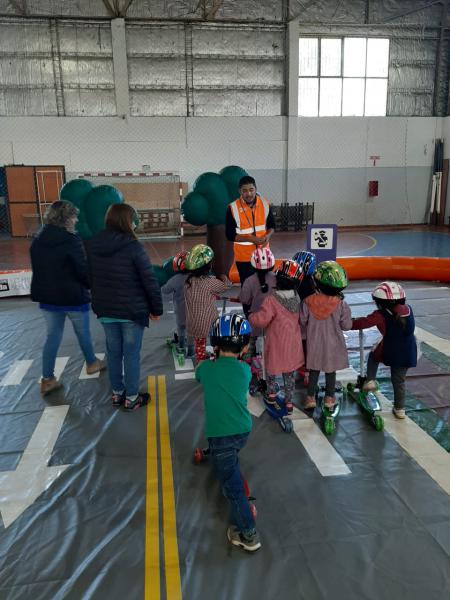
top-left (319, 78), bottom-right (342, 116)
top-left (298, 78), bottom-right (318, 116)
top-left (344, 38), bottom-right (367, 76)
top-left (299, 38), bottom-right (318, 76)
top-left (343, 78), bottom-right (365, 116)
top-left (320, 38), bottom-right (341, 76)
top-left (367, 38), bottom-right (390, 77)
top-left (365, 78), bottom-right (388, 116)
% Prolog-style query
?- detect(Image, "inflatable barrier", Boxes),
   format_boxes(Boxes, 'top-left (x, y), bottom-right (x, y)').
top-left (229, 256), bottom-right (450, 284)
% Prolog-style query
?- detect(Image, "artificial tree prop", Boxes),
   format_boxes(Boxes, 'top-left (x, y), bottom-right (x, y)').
top-left (181, 165), bottom-right (248, 277)
top-left (60, 179), bottom-right (124, 239)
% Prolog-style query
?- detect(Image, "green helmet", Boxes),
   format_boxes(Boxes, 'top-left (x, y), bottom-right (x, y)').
top-left (314, 261), bottom-right (348, 290)
top-left (185, 244), bottom-right (214, 270)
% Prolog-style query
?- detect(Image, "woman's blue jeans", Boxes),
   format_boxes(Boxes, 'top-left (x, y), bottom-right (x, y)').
top-left (42, 309), bottom-right (97, 378)
top-left (208, 432), bottom-right (256, 535)
top-left (102, 321), bottom-right (144, 397)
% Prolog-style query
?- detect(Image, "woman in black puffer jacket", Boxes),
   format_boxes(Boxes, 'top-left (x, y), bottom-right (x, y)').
top-left (89, 203), bottom-right (163, 411)
top-left (30, 201), bottom-right (104, 396)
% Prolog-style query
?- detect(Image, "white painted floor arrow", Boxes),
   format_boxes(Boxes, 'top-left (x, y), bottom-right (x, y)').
top-left (0, 405), bottom-right (70, 528)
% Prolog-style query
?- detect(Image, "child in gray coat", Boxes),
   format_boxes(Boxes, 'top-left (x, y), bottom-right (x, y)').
top-left (161, 251), bottom-right (193, 355)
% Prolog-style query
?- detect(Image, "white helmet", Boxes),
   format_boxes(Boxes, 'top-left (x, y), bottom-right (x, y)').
top-left (372, 281), bottom-right (406, 301)
top-left (251, 248), bottom-right (275, 270)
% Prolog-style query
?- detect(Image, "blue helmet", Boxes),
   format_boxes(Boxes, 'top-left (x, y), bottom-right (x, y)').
top-left (210, 314), bottom-right (252, 347)
top-left (292, 251), bottom-right (316, 276)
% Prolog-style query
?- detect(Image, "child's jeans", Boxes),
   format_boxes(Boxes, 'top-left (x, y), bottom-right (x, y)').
top-left (208, 432), bottom-right (256, 536)
top-left (42, 309), bottom-right (97, 379)
top-left (366, 351), bottom-right (408, 409)
top-left (267, 372), bottom-right (295, 402)
top-left (194, 337), bottom-right (208, 362)
top-left (307, 371), bottom-right (336, 397)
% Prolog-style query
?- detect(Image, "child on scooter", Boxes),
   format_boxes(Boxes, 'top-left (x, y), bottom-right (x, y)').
top-left (249, 259), bottom-right (305, 414)
top-left (239, 248), bottom-right (277, 356)
top-left (195, 314), bottom-right (261, 552)
top-left (161, 251), bottom-right (193, 356)
top-left (184, 244), bottom-right (231, 362)
top-left (300, 261), bottom-right (352, 409)
top-left (351, 281), bottom-right (417, 419)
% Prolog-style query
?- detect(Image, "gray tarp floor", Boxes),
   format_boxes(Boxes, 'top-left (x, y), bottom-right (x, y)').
top-left (0, 282), bottom-right (450, 600)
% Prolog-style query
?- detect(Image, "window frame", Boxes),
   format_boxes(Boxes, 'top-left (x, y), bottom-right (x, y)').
top-left (298, 36), bottom-right (390, 117)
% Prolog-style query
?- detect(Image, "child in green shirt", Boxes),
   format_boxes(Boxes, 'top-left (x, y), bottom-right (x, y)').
top-left (195, 314), bottom-right (261, 552)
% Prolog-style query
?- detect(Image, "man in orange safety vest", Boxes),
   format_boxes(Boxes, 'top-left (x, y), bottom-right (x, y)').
top-left (226, 176), bottom-right (275, 310)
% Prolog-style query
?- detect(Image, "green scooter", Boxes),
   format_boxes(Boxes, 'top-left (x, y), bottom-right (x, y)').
top-left (347, 330), bottom-right (384, 431)
top-left (166, 333), bottom-right (185, 367)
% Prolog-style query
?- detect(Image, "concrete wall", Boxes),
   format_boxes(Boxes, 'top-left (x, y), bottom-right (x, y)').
top-left (0, 115), bottom-right (440, 225)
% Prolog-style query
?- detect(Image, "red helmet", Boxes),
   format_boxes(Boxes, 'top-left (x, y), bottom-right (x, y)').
top-left (275, 259), bottom-right (303, 281)
top-left (251, 248), bottom-right (275, 270)
top-left (372, 281), bottom-right (406, 301)
top-left (172, 251), bottom-right (189, 272)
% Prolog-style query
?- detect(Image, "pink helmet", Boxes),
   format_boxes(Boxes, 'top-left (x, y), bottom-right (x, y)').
top-left (251, 248), bottom-right (275, 270)
top-left (372, 281), bottom-right (406, 301)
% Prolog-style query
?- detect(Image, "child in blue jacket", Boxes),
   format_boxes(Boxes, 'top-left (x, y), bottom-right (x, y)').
top-left (352, 281), bottom-right (417, 419)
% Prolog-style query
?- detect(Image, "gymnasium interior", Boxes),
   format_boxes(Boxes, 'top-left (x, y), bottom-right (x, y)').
top-left (1, 1), bottom-right (450, 599)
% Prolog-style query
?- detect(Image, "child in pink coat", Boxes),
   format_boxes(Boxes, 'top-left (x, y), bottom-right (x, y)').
top-left (300, 261), bottom-right (352, 409)
top-left (249, 260), bottom-right (304, 414)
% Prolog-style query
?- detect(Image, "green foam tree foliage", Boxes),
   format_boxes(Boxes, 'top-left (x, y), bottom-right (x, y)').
top-left (181, 165), bottom-right (248, 227)
top-left (60, 179), bottom-right (124, 239)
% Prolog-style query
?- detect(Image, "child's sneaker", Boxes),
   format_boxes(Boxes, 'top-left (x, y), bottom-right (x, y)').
top-left (324, 396), bottom-right (335, 408)
top-left (227, 526), bottom-right (261, 552)
top-left (40, 377), bottom-right (62, 396)
top-left (123, 393), bottom-right (150, 411)
top-left (285, 401), bottom-right (293, 414)
top-left (362, 379), bottom-right (377, 392)
top-left (303, 395), bottom-right (316, 410)
top-left (111, 390), bottom-right (126, 408)
top-left (86, 358), bottom-right (107, 375)
top-left (266, 393), bottom-right (277, 405)
top-left (392, 407), bottom-right (406, 419)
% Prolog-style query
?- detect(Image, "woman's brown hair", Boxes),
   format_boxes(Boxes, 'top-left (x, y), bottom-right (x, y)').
top-left (105, 203), bottom-right (138, 238)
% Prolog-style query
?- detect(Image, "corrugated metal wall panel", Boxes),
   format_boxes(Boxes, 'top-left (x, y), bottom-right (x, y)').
top-left (129, 90), bottom-right (187, 116)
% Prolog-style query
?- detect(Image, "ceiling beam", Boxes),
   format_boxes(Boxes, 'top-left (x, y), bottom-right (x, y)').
top-left (382, 0), bottom-right (442, 24)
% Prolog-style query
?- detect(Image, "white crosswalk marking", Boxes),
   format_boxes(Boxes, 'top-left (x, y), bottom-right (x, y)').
top-left (175, 372), bottom-right (195, 380)
top-left (0, 360), bottom-right (34, 386)
top-left (79, 354), bottom-right (105, 379)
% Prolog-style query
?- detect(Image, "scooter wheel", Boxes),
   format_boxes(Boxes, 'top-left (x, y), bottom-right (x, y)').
top-left (281, 417), bottom-right (293, 433)
top-left (193, 448), bottom-right (203, 464)
top-left (347, 382), bottom-right (355, 393)
top-left (324, 418), bottom-right (335, 436)
top-left (249, 501), bottom-right (257, 520)
top-left (373, 415), bottom-right (384, 431)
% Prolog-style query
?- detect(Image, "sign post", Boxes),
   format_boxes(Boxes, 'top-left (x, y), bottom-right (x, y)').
top-left (307, 224), bottom-right (338, 262)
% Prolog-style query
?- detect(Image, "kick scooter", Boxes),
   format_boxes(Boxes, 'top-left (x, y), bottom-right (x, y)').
top-left (166, 333), bottom-right (185, 367)
top-left (346, 330), bottom-right (384, 431)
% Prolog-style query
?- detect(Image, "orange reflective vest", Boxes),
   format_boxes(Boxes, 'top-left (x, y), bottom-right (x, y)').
top-left (229, 195), bottom-right (270, 262)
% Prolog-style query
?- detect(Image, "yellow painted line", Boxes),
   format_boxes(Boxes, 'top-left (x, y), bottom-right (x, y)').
top-left (343, 233), bottom-right (378, 256)
top-left (158, 374), bottom-right (182, 600)
top-left (145, 375), bottom-right (160, 600)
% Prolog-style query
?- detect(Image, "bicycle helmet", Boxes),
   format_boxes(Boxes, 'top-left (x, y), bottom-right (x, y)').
top-left (314, 261), bottom-right (348, 291)
top-left (275, 259), bottom-right (303, 282)
top-left (172, 251), bottom-right (189, 272)
top-left (185, 244), bottom-right (214, 270)
top-left (251, 248), bottom-right (275, 270)
top-left (292, 251), bottom-right (316, 276)
top-left (210, 314), bottom-right (252, 348)
top-left (372, 281), bottom-right (406, 301)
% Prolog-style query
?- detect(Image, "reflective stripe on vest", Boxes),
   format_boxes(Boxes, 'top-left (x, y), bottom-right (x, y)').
top-left (230, 195), bottom-right (270, 262)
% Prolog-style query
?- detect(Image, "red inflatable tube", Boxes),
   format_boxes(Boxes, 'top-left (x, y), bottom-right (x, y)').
top-left (228, 257), bottom-right (450, 283)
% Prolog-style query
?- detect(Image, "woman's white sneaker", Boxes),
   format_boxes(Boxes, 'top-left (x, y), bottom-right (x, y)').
top-left (392, 407), bottom-right (406, 419)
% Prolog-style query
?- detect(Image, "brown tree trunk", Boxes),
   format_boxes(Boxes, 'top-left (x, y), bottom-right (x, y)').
top-left (207, 223), bottom-right (234, 278)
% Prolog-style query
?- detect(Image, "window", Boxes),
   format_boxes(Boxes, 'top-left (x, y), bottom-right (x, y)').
top-left (298, 37), bottom-right (390, 117)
